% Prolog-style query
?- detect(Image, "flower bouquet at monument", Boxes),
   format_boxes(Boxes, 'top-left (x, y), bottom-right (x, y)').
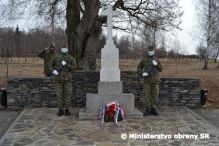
top-left (98, 100), bottom-right (125, 126)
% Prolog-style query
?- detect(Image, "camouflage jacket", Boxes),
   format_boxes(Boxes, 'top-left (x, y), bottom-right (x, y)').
top-left (137, 56), bottom-right (163, 83)
top-left (38, 49), bottom-right (55, 77)
top-left (51, 54), bottom-right (77, 82)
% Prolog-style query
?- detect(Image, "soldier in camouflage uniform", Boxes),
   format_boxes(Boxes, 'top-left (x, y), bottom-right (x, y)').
top-left (137, 45), bottom-right (163, 116)
top-left (38, 45), bottom-right (55, 77)
top-left (51, 47), bottom-right (77, 116)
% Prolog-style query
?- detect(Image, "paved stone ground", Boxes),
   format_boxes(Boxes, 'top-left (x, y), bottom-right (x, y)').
top-left (0, 110), bottom-right (20, 139)
top-left (0, 107), bottom-right (219, 146)
top-left (192, 109), bottom-right (219, 128)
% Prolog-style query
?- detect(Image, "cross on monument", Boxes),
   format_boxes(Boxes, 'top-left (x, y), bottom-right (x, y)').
top-left (101, 5), bottom-right (119, 44)
top-left (100, 5), bottom-right (120, 81)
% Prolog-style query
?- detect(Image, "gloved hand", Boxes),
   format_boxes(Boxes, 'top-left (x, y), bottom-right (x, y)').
top-left (44, 47), bottom-right (49, 51)
top-left (62, 61), bottom-right (67, 66)
top-left (152, 60), bottom-right (158, 66)
top-left (142, 72), bottom-right (148, 77)
top-left (52, 70), bottom-right (59, 76)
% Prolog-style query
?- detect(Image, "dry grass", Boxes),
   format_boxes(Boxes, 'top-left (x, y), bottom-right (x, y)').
top-left (0, 58), bottom-right (44, 88)
top-left (0, 57), bottom-right (219, 106)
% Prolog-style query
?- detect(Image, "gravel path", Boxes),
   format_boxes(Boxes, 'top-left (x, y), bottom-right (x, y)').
top-left (0, 107), bottom-right (218, 146)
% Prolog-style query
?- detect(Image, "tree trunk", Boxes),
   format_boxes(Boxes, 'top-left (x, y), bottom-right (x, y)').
top-left (214, 48), bottom-right (219, 63)
top-left (203, 57), bottom-right (208, 70)
top-left (66, 0), bottom-right (101, 70)
top-left (51, 6), bottom-right (56, 46)
top-left (82, 20), bottom-right (102, 70)
top-left (153, 27), bottom-right (156, 46)
top-left (66, 0), bottom-right (80, 66)
top-left (203, 0), bottom-right (211, 70)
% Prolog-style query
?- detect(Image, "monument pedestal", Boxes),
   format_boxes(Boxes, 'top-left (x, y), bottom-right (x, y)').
top-left (79, 82), bottom-right (143, 119)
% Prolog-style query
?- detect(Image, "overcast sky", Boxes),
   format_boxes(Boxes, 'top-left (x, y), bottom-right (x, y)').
top-left (175, 0), bottom-right (200, 54)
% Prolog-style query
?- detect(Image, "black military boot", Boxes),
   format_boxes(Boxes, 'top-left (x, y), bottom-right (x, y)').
top-left (57, 109), bottom-right (64, 116)
top-left (143, 107), bottom-right (151, 116)
top-left (150, 106), bottom-right (159, 116)
top-left (65, 109), bottom-right (71, 116)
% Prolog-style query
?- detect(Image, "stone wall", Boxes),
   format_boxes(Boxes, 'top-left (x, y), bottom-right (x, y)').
top-left (6, 71), bottom-right (201, 109)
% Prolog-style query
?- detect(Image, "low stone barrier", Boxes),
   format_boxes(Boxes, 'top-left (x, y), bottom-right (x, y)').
top-left (6, 71), bottom-right (201, 108)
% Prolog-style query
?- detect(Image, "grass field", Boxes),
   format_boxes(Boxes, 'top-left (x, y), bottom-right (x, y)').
top-left (0, 57), bottom-right (219, 107)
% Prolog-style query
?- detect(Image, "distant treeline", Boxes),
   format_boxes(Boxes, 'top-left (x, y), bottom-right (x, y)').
top-left (0, 26), bottom-right (203, 60)
top-left (0, 26), bottom-right (66, 57)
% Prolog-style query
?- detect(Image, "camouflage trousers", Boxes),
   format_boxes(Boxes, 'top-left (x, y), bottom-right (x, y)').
top-left (144, 82), bottom-right (159, 108)
top-left (55, 82), bottom-right (72, 110)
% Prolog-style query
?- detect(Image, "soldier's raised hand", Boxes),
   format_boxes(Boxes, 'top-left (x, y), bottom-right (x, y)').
top-left (44, 47), bottom-right (49, 51)
top-left (142, 72), bottom-right (148, 77)
top-left (52, 70), bottom-right (59, 76)
top-left (62, 61), bottom-right (67, 66)
top-left (152, 60), bottom-right (158, 66)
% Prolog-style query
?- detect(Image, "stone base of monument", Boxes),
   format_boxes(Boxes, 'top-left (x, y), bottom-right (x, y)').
top-left (79, 81), bottom-right (143, 119)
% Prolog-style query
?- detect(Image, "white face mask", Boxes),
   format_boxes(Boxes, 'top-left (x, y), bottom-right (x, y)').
top-left (61, 48), bottom-right (68, 53)
top-left (148, 51), bottom-right (155, 56)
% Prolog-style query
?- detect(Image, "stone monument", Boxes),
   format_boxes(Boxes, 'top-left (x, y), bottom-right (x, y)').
top-left (79, 5), bottom-right (142, 119)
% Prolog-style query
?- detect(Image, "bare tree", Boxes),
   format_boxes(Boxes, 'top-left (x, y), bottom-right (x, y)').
top-left (139, 0), bottom-right (183, 47)
top-left (116, 35), bottom-right (132, 58)
top-left (0, 2), bottom-right (9, 26)
top-left (172, 39), bottom-right (182, 74)
top-left (196, 0), bottom-right (219, 69)
top-left (196, 43), bottom-right (207, 60)
top-left (215, 48), bottom-right (219, 63)
top-left (213, 33), bottom-right (219, 63)
top-left (6, 0), bottom-right (183, 70)
top-left (140, 26), bottom-right (154, 47)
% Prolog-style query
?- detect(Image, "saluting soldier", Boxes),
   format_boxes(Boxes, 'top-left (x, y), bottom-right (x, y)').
top-left (38, 45), bottom-right (55, 77)
top-left (51, 47), bottom-right (77, 116)
top-left (137, 45), bottom-right (163, 116)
